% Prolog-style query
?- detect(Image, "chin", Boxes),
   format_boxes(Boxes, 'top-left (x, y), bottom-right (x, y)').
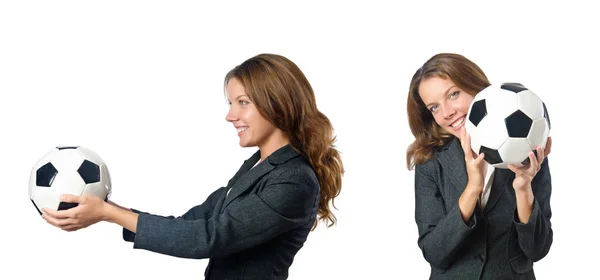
top-left (238, 140), bottom-right (254, 148)
top-left (444, 125), bottom-right (465, 138)
top-left (443, 130), bottom-right (460, 139)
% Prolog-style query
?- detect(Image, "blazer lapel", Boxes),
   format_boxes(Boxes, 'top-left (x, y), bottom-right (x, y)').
top-left (226, 150), bottom-right (261, 189)
top-left (221, 144), bottom-right (301, 209)
top-left (436, 138), bottom-right (469, 195)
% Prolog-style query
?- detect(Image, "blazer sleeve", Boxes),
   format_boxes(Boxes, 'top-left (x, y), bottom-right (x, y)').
top-left (414, 161), bottom-right (477, 270)
top-left (513, 157), bottom-right (553, 261)
top-left (122, 186), bottom-right (227, 242)
top-left (125, 166), bottom-right (318, 259)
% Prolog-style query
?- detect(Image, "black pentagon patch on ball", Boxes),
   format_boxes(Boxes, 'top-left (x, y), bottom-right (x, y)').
top-left (501, 83), bottom-right (528, 93)
top-left (31, 199), bottom-right (42, 215)
top-left (58, 202), bottom-right (79, 211)
top-left (37, 162), bottom-right (58, 187)
top-left (479, 146), bottom-right (502, 165)
top-left (78, 160), bottom-right (100, 184)
top-left (505, 110), bottom-right (533, 138)
top-left (57, 146), bottom-right (79, 150)
top-left (543, 102), bottom-right (551, 130)
top-left (469, 100), bottom-right (487, 126)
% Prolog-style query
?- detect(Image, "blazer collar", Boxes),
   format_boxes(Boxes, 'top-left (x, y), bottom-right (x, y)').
top-left (436, 137), bottom-right (511, 214)
top-left (266, 144), bottom-right (302, 165)
top-left (222, 144), bottom-right (301, 208)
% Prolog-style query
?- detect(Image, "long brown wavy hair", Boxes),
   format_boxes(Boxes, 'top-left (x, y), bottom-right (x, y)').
top-left (406, 53), bottom-right (491, 170)
top-left (224, 53), bottom-right (344, 229)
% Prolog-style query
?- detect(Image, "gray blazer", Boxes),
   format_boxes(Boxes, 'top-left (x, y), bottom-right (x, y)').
top-left (122, 144), bottom-right (320, 280)
top-left (414, 137), bottom-right (553, 279)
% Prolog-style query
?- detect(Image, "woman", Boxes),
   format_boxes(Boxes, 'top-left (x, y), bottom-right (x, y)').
top-left (406, 53), bottom-right (553, 279)
top-left (42, 53), bottom-right (344, 280)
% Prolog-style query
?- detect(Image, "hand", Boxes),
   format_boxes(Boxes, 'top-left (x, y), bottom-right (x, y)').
top-left (459, 128), bottom-right (486, 194)
top-left (508, 136), bottom-right (552, 191)
top-left (42, 195), bottom-right (106, 232)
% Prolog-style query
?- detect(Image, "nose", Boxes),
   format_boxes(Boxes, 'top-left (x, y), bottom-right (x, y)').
top-left (442, 105), bottom-right (456, 120)
top-left (225, 106), bottom-right (238, 123)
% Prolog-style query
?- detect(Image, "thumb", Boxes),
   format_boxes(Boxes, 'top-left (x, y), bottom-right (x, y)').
top-left (59, 194), bottom-right (80, 203)
top-left (507, 164), bottom-right (519, 174)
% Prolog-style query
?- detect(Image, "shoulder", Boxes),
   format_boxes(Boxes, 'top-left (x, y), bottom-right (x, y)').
top-left (268, 156), bottom-right (319, 187)
top-left (259, 157), bottom-right (319, 211)
top-left (415, 144), bottom-right (444, 175)
top-left (414, 156), bottom-right (440, 187)
top-left (416, 153), bottom-right (438, 170)
top-left (414, 137), bottom-right (459, 178)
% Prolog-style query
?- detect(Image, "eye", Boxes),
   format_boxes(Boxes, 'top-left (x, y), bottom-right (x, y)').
top-left (449, 90), bottom-right (460, 99)
top-left (429, 105), bottom-right (438, 113)
top-left (239, 100), bottom-right (250, 106)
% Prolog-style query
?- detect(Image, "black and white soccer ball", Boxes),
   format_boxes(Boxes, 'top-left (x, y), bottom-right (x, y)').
top-left (28, 146), bottom-right (112, 215)
top-left (465, 83), bottom-right (551, 169)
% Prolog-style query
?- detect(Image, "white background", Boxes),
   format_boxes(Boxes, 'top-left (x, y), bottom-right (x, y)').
top-left (0, 1), bottom-right (596, 279)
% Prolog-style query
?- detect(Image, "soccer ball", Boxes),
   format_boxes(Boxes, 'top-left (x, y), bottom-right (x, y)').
top-left (465, 83), bottom-right (551, 169)
top-left (29, 146), bottom-right (112, 215)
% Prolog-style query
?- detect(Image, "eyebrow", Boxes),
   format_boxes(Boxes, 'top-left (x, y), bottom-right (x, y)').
top-left (424, 86), bottom-right (457, 108)
top-left (227, 94), bottom-right (248, 103)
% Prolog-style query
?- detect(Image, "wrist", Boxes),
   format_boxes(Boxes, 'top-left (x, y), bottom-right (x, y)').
top-left (101, 202), bottom-right (116, 223)
top-left (465, 182), bottom-right (483, 197)
top-left (514, 183), bottom-right (533, 195)
top-left (515, 186), bottom-right (534, 201)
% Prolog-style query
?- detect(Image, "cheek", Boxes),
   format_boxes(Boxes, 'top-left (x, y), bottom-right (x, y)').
top-left (460, 95), bottom-right (474, 112)
top-left (433, 114), bottom-right (445, 126)
top-left (256, 118), bottom-right (277, 136)
top-left (241, 109), bottom-right (254, 123)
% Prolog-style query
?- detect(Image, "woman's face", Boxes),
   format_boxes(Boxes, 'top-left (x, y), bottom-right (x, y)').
top-left (225, 78), bottom-right (279, 149)
top-left (418, 76), bottom-right (475, 138)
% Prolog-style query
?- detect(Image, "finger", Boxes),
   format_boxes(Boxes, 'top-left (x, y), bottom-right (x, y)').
top-left (42, 213), bottom-right (56, 226)
top-left (62, 224), bottom-right (90, 231)
top-left (62, 225), bottom-right (82, 232)
top-left (544, 136), bottom-right (552, 156)
top-left (43, 207), bottom-right (72, 219)
top-left (42, 208), bottom-right (57, 218)
top-left (458, 129), bottom-right (466, 147)
top-left (43, 213), bottom-right (76, 227)
top-left (536, 146), bottom-right (544, 169)
top-left (460, 133), bottom-right (474, 160)
top-left (473, 152), bottom-right (485, 165)
top-left (42, 213), bottom-right (68, 227)
top-left (507, 164), bottom-right (519, 174)
top-left (527, 151), bottom-right (538, 173)
top-left (458, 126), bottom-right (466, 141)
top-left (60, 194), bottom-right (81, 204)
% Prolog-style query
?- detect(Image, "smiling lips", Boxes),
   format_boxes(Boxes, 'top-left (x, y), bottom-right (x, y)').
top-left (236, 126), bottom-right (248, 135)
top-left (450, 115), bottom-right (466, 130)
